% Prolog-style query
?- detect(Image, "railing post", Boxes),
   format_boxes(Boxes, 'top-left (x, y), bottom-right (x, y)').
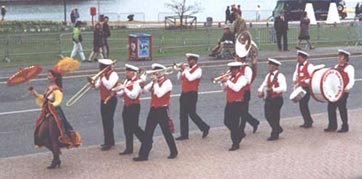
top-left (3, 36), bottom-right (10, 63)
top-left (58, 32), bottom-right (64, 58)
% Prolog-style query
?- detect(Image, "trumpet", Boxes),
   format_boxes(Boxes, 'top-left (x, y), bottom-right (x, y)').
top-left (66, 60), bottom-right (117, 107)
top-left (172, 63), bottom-right (189, 71)
top-left (211, 70), bottom-right (231, 84)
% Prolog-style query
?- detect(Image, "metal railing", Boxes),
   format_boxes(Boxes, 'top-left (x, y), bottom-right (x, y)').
top-left (1, 22), bottom-right (361, 64)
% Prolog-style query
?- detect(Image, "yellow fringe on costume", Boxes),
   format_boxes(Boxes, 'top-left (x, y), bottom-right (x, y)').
top-left (55, 57), bottom-right (81, 74)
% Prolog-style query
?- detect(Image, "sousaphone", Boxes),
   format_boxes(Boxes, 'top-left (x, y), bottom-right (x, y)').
top-left (235, 31), bottom-right (252, 58)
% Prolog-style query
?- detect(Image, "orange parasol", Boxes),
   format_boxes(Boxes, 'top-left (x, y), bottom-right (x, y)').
top-left (7, 65), bottom-right (42, 86)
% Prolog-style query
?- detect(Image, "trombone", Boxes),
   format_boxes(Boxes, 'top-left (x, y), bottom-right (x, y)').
top-left (211, 70), bottom-right (231, 84)
top-left (66, 60), bottom-right (117, 107)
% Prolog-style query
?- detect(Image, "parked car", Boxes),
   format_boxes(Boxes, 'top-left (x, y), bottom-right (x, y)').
top-left (272, 0), bottom-right (347, 21)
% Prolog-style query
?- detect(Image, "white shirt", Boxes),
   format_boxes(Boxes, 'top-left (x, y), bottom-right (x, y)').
top-left (94, 71), bottom-right (119, 90)
top-left (258, 70), bottom-right (287, 94)
top-left (143, 77), bottom-right (172, 98)
top-left (116, 76), bottom-right (142, 100)
top-left (292, 60), bottom-right (314, 84)
top-left (335, 64), bottom-right (355, 91)
top-left (242, 65), bottom-right (253, 84)
top-left (221, 72), bottom-right (248, 92)
top-left (177, 65), bottom-right (202, 81)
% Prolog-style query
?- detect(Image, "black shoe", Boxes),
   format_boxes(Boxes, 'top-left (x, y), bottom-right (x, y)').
top-left (47, 159), bottom-right (61, 169)
top-left (299, 124), bottom-right (312, 128)
top-left (168, 152), bottom-right (178, 159)
top-left (101, 145), bottom-right (112, 151)
top-left (279, 128), bottom-right (284, 134)
top-left (119, 150), bottom-right (133, 155)
top-left (228, 144), bottom-right (240, 151)
top-left (337, 128), bottom-right (349, 133)
top-left (202, 126), bottom-right (210, 138)
top-left (253, 121), bottom-right (260, 133)
top-left (324, 128), bottom-right (337, 132)
top-left (175, 136), bottom-right (189, 141)
top-left (267, 136), bottom-right (279, 141)
top-left (133, 157), bottom-right (148, 162)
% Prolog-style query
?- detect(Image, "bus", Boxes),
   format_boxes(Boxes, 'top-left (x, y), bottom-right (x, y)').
top-left (272, 0), bottom-right (347, 21)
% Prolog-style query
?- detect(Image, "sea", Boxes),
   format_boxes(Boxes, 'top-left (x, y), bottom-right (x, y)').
top-left (1, 0), bottom-right (360, 22)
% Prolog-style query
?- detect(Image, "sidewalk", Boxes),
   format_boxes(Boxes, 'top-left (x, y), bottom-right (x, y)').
top-left (1, 46), bottom-right (361, 82)
top-left (1, 109), bottom-right (362, 179)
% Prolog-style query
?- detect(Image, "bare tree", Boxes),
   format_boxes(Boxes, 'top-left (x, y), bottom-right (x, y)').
top-left (165, 0), bottom-right (202, 27)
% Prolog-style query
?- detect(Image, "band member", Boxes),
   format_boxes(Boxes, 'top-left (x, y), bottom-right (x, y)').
top-left (220, 62), bottom-right (248, 151)
top-left (325, 49), bottom-right (355, 133)
top-left (235, 31), bottom-right (260, 133)
top-left (28, 58), bottom-right (81, 169)
top-left (116, 64), bottom-right (145, 155)
top-left (175, 53), bottom-right (210, 140)
top-left (292, 50), bottom-right (315, 128)
top-left (133, 63), bottom-right (178, 161)
top-left (258, 58), bottom-right (287, 141)
top-left (94, 59), bottom-right (118, 151)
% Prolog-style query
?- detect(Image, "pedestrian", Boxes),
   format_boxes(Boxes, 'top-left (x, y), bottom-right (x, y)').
top-left (274, 10), bottom-right (289, 51)
top-left (103, 16), bottom-right (111, 58)
top-left (325, 50), bottom-right (355, 133)
top-left (225, 6), bottom-right (231, 24)
top-left (209, 25), bottom-right (234, 57)
top-left (220, 62), bottom-right (248, 151)
top-left (28, 58), bottom-right (81, 169)
top-left (70, 9), bottom-right (76, 26)
top-left (93, 59), bottom-right (119, 151)
top-left (256, 5), bottom-right (261, 21)
top-left (115, 64), bottom-right (145, 155)
top-left (74, 8), bottom-right (79, 22)
top-left (257, 58), bottom-right (287, 141)
top-left (232, 9), bottom-right (247, 38)
top-left (235, 31), bottom-right (260, 133)
top-left (133, 63), bottom-right (178, 161)
top-left (230, 4), bottom-right (236, 23)
top-left (292, 50), bottom-right (315, 128)
top-left (70, 20), bottom-right (86, 62)
top-left (237, 5), bottom-right (242, 16)
top-left (175, 53), bottom-right (210, 141)
top-left (296, 12), bottom-right (314, 50)
top-left (1, 5), bottom-right (6, 21)
top-left (88, 22), bottom-right (104, 62)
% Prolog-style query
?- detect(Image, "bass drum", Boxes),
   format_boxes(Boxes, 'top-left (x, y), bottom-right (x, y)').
top-left (309, 68), bottom-right (344, 103)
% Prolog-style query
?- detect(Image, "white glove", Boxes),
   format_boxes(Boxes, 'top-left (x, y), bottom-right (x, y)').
top-left (140, 73), bottom-right (147, 82)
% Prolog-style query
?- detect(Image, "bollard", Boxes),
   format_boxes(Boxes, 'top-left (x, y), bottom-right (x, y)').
top-left (333, 22), bottom-right (337, 27)
top-left (266, 22), bottom-right (269, 28)
top-left (249, 22), bottom-right (253, 28)
top-left (218, 22), bottom-right (221, 28)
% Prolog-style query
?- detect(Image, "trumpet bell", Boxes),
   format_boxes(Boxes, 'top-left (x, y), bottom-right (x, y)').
top-left (235, 31), bottom-right (252, 58)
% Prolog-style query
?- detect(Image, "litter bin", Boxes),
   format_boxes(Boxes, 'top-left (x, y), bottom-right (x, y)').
top-left (206, 17), bottom-right (213, 27)
top-left (128, 33), bottom-right (152, 61)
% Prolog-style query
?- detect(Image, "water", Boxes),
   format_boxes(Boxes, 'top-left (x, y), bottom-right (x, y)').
top-left (1, 0), bottom-right (360, 22)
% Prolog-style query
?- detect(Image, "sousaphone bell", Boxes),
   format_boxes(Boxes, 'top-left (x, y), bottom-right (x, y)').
top-left (235, 31), bottom-right (252, 58)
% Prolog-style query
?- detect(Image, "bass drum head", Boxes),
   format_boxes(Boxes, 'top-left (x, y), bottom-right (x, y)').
top-left (321, 69), bottom-right (344, 102)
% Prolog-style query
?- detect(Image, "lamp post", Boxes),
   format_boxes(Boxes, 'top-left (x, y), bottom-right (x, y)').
top-left (63, 0), bottom-right (67, 25)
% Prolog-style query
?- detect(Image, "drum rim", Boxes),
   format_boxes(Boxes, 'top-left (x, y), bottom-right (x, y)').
top-left (321, 69), bottom-right (344, 102)
top-left (310, 69), bottom-right (326, 103)
top-left (310, 68), bottom-right (344, 103)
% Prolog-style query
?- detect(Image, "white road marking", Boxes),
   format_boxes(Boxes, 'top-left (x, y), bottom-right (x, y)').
top-left (1, 54), bottom-right (361, 85)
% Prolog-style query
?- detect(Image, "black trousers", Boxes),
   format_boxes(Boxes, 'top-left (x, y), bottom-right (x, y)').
top-left (179, 92), bottom-right (209, 137)
top-left (299, 88), bottom-right (313, 125)
top-left (327, 93), bottom-right (349, 129)
top-left (100, 97), bottom-right (117, 146)
top-left (243, 90), bottom-right (259, 127)
top-left (276, 31), bottom-right (288, 50)
top-left (265, 96), bottom-right (283, 137)
top-left (122, 103), bottom-right (145, 152)
top-left (103, 38), bottom-right (109, 58)
top-left (224, 102), bottom-right (247, 146)
top-left (138, 107), bottom-right (178, 159)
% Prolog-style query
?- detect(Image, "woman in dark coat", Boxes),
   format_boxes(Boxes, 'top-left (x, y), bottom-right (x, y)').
top-left (88, 23), bottom-right (104, 62)
top-left (29, 66), bottom-right (81, 169)
top-left (296, 11), bottom-right (314, 50)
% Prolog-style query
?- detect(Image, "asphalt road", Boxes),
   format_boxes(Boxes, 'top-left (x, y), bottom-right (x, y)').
top-left (0, 56), bottom-right (361, 158)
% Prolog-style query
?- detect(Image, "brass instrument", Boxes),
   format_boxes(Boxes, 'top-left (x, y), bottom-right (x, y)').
top-left (66, 60), bottom-right (117, 107)
top-left (211, 70), bottom-right (231, 84)
top-left (235, 31), bottom-right (253, 58)
top-left (140, 65), bottom-right (176, 81)
top-left (172, 63), bottom-right (189, 71)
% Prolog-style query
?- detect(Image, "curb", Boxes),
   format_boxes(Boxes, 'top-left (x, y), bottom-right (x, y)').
top-left (1, 52), bottom-right (361, 83)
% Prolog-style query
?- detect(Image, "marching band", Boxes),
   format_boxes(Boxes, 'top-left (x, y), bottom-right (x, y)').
top-left (15, 31), bottom-right (356, 167)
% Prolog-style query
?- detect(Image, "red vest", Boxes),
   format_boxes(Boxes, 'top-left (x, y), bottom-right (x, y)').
top-left (267, 72), bottom-right (283, 98)
top-left (226, 72), bottom-right (245, 103)
top-left (150, 78), bottom-right (171, 108)
top-left (240, 65), bottom-right (251, 91)
top-left (297, 61), bottom-right (311, 88)
top-left (123, 77), bottom-right (141, 107)
top-left (99, 70), bottom-right (117, 100)
top-left (335, 64), bottom-right (349, 89)
top-left (181, 65), bottom-right (201, 93)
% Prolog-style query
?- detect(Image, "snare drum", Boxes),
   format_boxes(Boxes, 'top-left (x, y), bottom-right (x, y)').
top-left (309, 68), bottom-right (344, 103)
top-left (289, 86), bottom-right (306, 103)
